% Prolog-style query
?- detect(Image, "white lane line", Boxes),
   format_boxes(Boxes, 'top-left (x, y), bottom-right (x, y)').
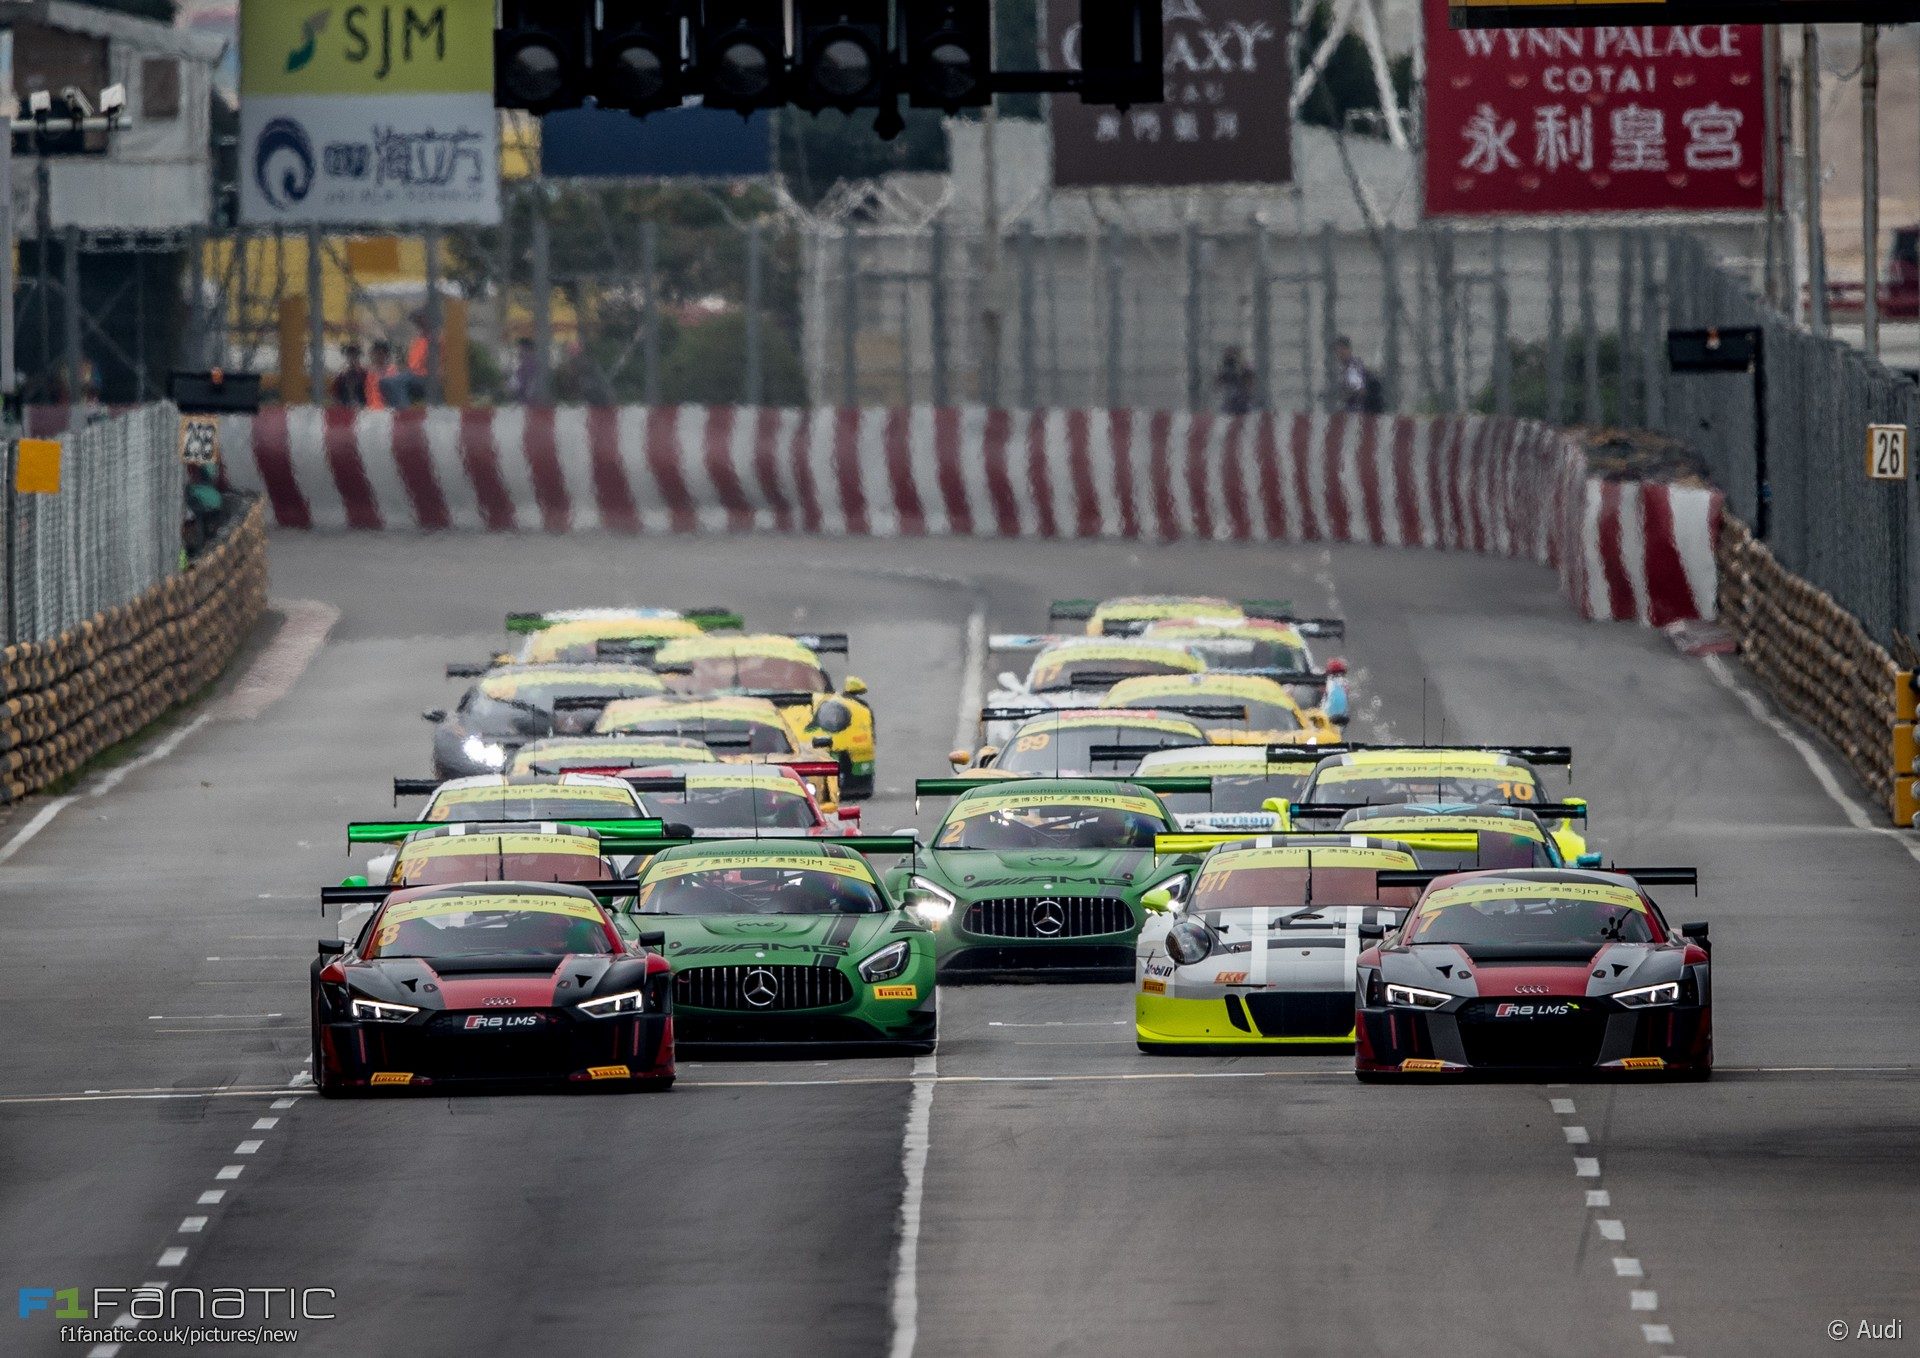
top-left (1550, 1097), bottom-right (1577, 1114)
top-left (1613, 1258), bottom-right (1644, 1278)
top-left (148, 1014), bottom-right (284, 1021)
top-left (1641, 1324), bottom-right (1674, 1345)
top-left (1631, 1290), bottom-right (1659, 1310)
top-left (952, 599), bottom-right (987, 753)
top-left (1574, 1157), bottom-right (1601, 1177)
top-left (197, 1190), bottom-right (225, 1205)
top-left (252, 1117), bottom-right (279, 1130)
top-left (0, 796), bottom-right (76, 864)
top-left (270, 1097), bottom-right (297, 1110)
top-left (215, 1165), bottom-right (243, 1180)
top-left (1597, 1219), bottom-right (1626, 1241)
top-left (179, 1217), bottom-right (207, 1233)
top-left (888, 1052), bottom-right (937, 1358)
top-left (156, 1248), bottom-right (187, 1268)
top-left (235, 1140), bottom-right (263, 1155)
top-left (1586, 1190), bottom-right (1611, 1208)
top-left (1704, 654), bottom-right (1920, 854)
top-left (1563, 1125), bottom-right (1591, 1144)
top-left (88, 712), bottom-right (212, 798)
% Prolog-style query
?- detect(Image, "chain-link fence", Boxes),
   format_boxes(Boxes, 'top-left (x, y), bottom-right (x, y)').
top-left (2, 403), bottom-right (185, 645)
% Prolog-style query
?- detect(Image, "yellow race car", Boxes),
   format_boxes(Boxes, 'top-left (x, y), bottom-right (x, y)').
top-left (1279, 746), bottom-right (1588, 862)
top-left (595, 694), bottom-right (842, 810)
top-left (653, 632), bottom-right (877, 800)
top-left (448, 607), bottom-right (741, 675)
top-left (1050, 595), bottom-right (1343, 639)
top-left (1101, 672), bottom-right (1342, 747)
top-left (1136, 837), bottom-right (1423, 1050)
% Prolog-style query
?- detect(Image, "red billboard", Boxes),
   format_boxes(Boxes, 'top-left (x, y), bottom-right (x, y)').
top-left (1422, 0), bottom-right (1766, 217)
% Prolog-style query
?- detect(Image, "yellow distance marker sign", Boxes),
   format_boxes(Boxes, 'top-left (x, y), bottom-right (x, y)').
top-left (14, 439), bottom-right (60, 494)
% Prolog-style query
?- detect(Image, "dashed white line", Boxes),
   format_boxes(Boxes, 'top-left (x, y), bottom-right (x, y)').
top-left (179, 1217), bottom-right (207, 1233)
top-left (1586, 1190), bottom-right (1611, 1208)
top-left (156, 1248), bottom-right (187, 1268)
top-left (215, 1165), bottom-right (243, 1180)
top-left (252, 1117), bottom-right (279, 1130)
top-left (1574, 1156), bottom-right (1601, 1177)
top-left (1613, 1258), bottom-right (1644, 1278)
top-left (270, 1098), bottom-right (297, 1110)
top-left (1563, 1125), bottom-right (1591, 1144)
top-left (1550, 1097), bottom-right (1577, 1114)
top-left (1631, 1290), bottom-right (1659, 1311)
top-left (1597, 1219), bottom-right (1626, 1241)
top-left (1641, 1324), bottom-right (1675, 1345)
top-left (235, 1139), bottom-right (263, 1155)
top-left (196, 1190), bottom-right (225, 1205)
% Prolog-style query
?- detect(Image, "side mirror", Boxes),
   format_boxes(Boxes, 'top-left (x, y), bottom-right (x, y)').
top-left (1263, 796), bottom-right (1291, 828)
top-left (636, 930), bottom-right (667, 949)
top-left (996, 670), bottom-right (1025, 693)
top-left (836, 806), bottom-right (861, 822)
top-left (317, 938), bottom-right (346, 958)
top-left (1575, 852), bottom-right (1604, 868)
top-left (493, 652), bottom-right (512, 666)
top-left (1141, 886), bottom-right (1175, 914)
top-left (947, 748), bottom-right (973, 769)
top-left (842, 676), bottom-right (868, 696)
top-left (340, 874), bottom-right (370, 889)
top-left (1330, 713), bottom-right (1350, 728)
top-left (811, 734), bottom-right (836, 749)
top-left (422, 708), bottom-right (447, 723)
top-left (1681, 920), bottom-right (1709, 943)
top-left (976, 745), bottom-right (1000, 768)
top-left (1357, 922), bottom-right (1387, 945)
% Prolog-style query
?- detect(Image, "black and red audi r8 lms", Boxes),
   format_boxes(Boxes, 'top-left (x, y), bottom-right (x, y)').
top-left (312, 882), bottom-right (673, 1094)
top-left (1355, 866), bottom-right (1710, 1080)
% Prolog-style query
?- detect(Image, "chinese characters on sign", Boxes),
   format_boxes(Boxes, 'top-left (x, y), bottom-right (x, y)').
top-left (239, 0), bottom-right (500, 226)
top-left (1049, 0), bottom-right (1291, 188)
top-left (1422, 0), bottom-right (1765, 217)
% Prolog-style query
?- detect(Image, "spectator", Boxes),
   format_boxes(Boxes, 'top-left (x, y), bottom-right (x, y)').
top-left (405, 310), bottom-right (435, 403)
top-left (508, 337), bottom-right (540, 404)
top-left (1215, 347), bottom-right (1256, 415)
top-left (366, 340), bottom-right (408, 410)
top-left (330, 342), bottom-right (369, 407)
top-left (1332, 336), bottom-right (1385, 414)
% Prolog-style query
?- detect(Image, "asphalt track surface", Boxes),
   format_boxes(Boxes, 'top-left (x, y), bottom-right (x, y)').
top-left (2, 532), bottom-right (1916, 1358)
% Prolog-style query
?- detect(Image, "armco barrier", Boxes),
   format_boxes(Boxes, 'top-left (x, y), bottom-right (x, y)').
top-left (222, 406), bottom-right (1718, 628)
top-left (1717, 515), bottom-right (1907, 822)
top-left (0, 498), bottom-right (268, 803)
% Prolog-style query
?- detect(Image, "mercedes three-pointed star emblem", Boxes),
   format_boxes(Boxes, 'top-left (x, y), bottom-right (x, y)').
top-left (742, 967), bottom-right (781, 1008)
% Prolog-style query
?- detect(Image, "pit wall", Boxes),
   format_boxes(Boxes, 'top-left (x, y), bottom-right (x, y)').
top-left (220, 406), bottom-right (1718, 629)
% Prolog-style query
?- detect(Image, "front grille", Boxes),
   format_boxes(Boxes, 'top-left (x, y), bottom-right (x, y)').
top-left (1243, 991), bottom-right (1356, 1039)
top-left (673, 964), bottom-right (852, 1012)
top-left (1458, 999), bottom-right (1607, 1068)
top-left (962, 896), bottom-right (1133, 939)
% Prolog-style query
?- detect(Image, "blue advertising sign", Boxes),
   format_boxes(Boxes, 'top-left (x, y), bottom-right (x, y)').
top-left (540, 103), bottom-right (773, 179)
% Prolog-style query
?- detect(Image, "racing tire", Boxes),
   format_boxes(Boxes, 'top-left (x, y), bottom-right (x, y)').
top-left (839, 753), bottom-right (875, 801)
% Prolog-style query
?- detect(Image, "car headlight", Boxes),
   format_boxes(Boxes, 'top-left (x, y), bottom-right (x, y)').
top-left (1612, 981), bottom-right (1680, 1008)
top-left (812, 699), bottom-right (853, 734)
top-left (858, 941), bottom-right (913, 983)
top-left (906, 876), bottom-right (956, 926)
top-left (1163, 919), bottom-right (1213, 966)
top-left (461, 734), bottom-right (507, 769)
top-left (349, 995), bottom-right (419, 1023)
top-left (1384, 983), bottom-right (1451, 1010)
top-left (1146, 873), bottom-right (1190, 908)
top-left (577, 989), bottom-right (646, 1019)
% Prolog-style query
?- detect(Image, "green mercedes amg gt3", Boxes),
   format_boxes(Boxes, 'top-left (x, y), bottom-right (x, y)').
top-left (891, 778), bottom-right (1204, 980)
top-left (613, 837), bottom-right (936, 1052)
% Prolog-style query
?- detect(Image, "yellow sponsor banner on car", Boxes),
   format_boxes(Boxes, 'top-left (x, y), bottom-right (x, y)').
top-left (587, 1065), bottom-right (632, 1080)
top-left (243, 0), bottom-right (495, 97)
top-left (872, 984), bottom-right (919, 1000)
top-left (1353, 815), bottom-right (1546, 841)
top-left (646, 853), bottom-right (877, 883)
top-left (1424, 881), bottom-right (1643, 910)
top-left (399, 832), bottom-right (600, 861)
top-left (951, 789), bottom-right (1164, 821)
top-left (370, 1072), bottom-right (413, 1086)
top-left (434, 783), bottom-right (637, 810)
top-left (382, 893), bottom-right (607, 924)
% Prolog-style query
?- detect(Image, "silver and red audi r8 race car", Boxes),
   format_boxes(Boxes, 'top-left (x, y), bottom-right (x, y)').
top-left (1355, 866), bottom-right (1711, 1080)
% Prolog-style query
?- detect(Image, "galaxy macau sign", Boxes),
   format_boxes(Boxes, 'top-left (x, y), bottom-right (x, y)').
top-left (1421, 0), bottom-right (1766, 217)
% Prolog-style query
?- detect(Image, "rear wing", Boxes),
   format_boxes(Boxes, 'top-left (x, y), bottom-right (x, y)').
top-left (979, 705), bottom-right (1065, 725)
top-left (504, 607), bottom-right (741, 634)
top-left (1048, 600), bottom-right (1099, 622)
top-left (1241, 669), bottom-right (1330, 688)
top-left (322, 877), bottom-right (653, 908)
top-left (987, 633), bottom-right (1065, 653)
top-left (599, 730), bottom-right (755, 750)
top-left (1151, 830), bottom-right (1406, 855)
top-left (1133, 704), bottom-right (1246, 722)
top-left (1262, 742), bottom-right (1571, 767)
top-left (913, 774), bottom-right (1210, 807)
top-left (446, 661), bottom-right (495, 679)
top-left (1375, 866), bottom-right (1696, 893)
top-left (347, 816), bottom-right (673, 847)
top-left (594, 639), bottom-right (670, 662)
top-left (1088, 743), bottom-right (1190, 765)
top-left (783, 632), bottom-right (848, 655)
top-left (1286, 801), bottom-right (1588, 821)
top-left (723, 689), bottom-right (819, 709)
top-left (393, 777), bottom-right (441, 801)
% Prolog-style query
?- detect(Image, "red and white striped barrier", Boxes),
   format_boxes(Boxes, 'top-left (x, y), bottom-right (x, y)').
top-left (219, 405), bottom-right (1717, 626)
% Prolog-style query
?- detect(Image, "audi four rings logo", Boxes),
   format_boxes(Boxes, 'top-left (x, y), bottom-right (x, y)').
top-left (482, 996), bottom-right (519, 1007)
top-left (1031, 899), bottom-right (1066, 937)
top-left (741, 968), bottom-right (781, 1008)
top-left (1515, 985), bottom-right (1551, 995)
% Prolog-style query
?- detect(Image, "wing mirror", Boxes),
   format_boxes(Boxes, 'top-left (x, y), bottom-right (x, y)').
top-left (811, 734), bottom-right (836, 749)
top-left (836, 806), bottom-right (861, 822)
top-left (636, 929), bottom-right (667, 950)
top-left (1263, 795), bottom-right (1292, 828)
top-left (842, 676), bottom-right (868, 696)
top-left (1681, 920), bottom-right (1709, 951)
top-left (340, 874), bottom-right (369, 888)
top-left (976, 745), bottom-right (1000, 768)
top-left (422, 708), bottom-right (447, 723)
top-left (1357, 922), bottom-right (1387, 945)
top-left (317, 938), bottom-right (346, 958)
top-left (948, 748), bottom-right (973, 769)
top-left (1575, 852), bottom-right (1604, 868)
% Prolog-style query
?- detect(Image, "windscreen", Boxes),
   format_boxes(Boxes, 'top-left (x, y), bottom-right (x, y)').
top-left (636, 857), bottom-right (886, 915)
top-left (664, 656), bottom-right (828, 694)
top-left (995, 724), bottom-right (1199, 774)
top-left (458, 693), bottom-right (554, 739)
top-left (598, 716), bottom-right (794, 755)
top-left (1156, 770), bottom-right (1311, 814)
top-left (1029, 654), bottom-right (1193, 693)
top-left (1112, 694), bottom-right (1302, 734)
top-left (1309, 763), bottom-right (1544, 808)
top-left (936, 791), bottom-right (1166, 849)
top-left (366, 895), bottom-right (616, 958)
top-left (1179, 636), bottom-right (1311, 672)
top-left (650, 781), bottom-right (819, 830)
top-left (1407, 884), bottom-right (1655, 947)
top-left (392, 847), bottom-right (610, 887)
top-left (1190, 865), bottom-right (1415, 911)
top-left (424, 786), bottom-right (641, 823)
